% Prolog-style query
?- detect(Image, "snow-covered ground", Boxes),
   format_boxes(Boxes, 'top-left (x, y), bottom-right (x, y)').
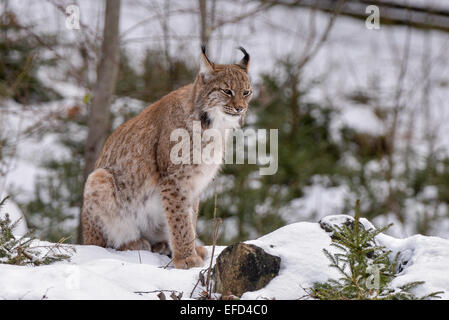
top-left (0, 217), bottom-right (447, 300)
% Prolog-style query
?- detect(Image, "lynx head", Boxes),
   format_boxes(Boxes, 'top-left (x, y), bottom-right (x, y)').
top-left (193, 46), bottom-right (252, 127)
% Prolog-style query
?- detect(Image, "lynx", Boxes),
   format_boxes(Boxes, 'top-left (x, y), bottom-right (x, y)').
top-left (81, 46), bottom-right (252, 269)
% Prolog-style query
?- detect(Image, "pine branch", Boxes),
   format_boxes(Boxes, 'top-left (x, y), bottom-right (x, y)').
top-left (308, 200), bottom-right (444, 300)
top-left (0, 196), bottom-right (74, 266)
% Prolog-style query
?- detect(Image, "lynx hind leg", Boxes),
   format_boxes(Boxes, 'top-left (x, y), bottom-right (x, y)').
top-left (81, 206), bottom-right (107, 247)
top-left (83, 168), bottom-right (148, 250)
top-left (82, 168), bottom-right (118, 246)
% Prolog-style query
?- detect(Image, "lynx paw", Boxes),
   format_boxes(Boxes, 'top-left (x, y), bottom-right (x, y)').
top-left (152, 241), bottom-right (172, 256)
top-left (173, 255), bottom-right (204, 269)
top-left (118, 238), bottom-right (151, 251)
top-left (195, 246), bottom-right (208, 260)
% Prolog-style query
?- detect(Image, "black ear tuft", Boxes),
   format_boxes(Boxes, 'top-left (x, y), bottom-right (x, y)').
top-left (200, 44), bottom-right (213, 67)
top-left (199, 44), bottom-right (214, 77)
top-left (237, 46), bottom-right (250, 72)
top-left (238, 46), bottom-right (249, 65)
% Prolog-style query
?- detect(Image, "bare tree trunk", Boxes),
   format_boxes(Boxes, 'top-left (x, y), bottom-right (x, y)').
top-left (79, 0), bottom-right (121, 243)
top-left (161, 0), bottom-right (173, 90)
top-left (198, 0), bottom-right (209, 46)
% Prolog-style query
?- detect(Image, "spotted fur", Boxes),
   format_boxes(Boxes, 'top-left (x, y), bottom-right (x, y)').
top-left (82, 47), bottom-right (252, 269)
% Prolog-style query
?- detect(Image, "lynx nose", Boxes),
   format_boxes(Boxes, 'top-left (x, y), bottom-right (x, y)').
top-left (234, 106), bottom-right (244, 113)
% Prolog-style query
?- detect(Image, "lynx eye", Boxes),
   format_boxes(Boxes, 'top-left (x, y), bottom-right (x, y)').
top-left (243, 90), bottom-right (251, 97)
top-left (221, 89), bottom-right (233, 96)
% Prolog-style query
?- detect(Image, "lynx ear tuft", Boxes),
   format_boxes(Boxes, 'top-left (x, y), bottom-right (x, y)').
top-left (199, 44), bottom-right (214, 79)
top-left (237, 46), bottom-right (250, 72)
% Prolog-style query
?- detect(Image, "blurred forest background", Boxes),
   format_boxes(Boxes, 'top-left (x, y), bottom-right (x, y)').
top-left (1, 0), bottom-right (449, 245)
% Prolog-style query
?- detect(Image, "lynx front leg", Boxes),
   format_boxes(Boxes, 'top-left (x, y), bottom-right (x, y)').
top-left (192, 197), bottom-right (207, 260)
top-left (160, 183), bottom-right (204, 269)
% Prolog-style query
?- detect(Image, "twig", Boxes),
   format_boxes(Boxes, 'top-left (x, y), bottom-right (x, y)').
top-left (135, 289), bottom-right (183, 294)
top-left (190, 269), bottom-right (207, 298)
top-left (205, 178), bottom-right (221, 297)
top-left (211, 2), bottom-right (274, 31)
top-left (162, 257), bottom-right (174, 269)
top-left (295, 0), bottom-right (347, 72)
top-left (41, 287), bottom-right (53, 300)
top-left (134, 289), bottom-right (184, 300)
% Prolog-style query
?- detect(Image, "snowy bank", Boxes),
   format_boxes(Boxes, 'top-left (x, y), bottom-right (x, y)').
top-left (0, 217), bottom-right (448, 300)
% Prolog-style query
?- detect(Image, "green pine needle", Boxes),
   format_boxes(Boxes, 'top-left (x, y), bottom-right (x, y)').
top-left (307, 200), bottom-right (444, 300)
top-left (0, 196), bottom-right (74, 266)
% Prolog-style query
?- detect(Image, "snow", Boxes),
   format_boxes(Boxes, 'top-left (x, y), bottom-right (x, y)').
top-left (377, 233), bottom-right (449, 299)
top-left (0, 240), bottom-right (224, 300)
top-left (243, 222), bottom-right (338, 299)
top-left (0, 217), bottom-right (447, 300)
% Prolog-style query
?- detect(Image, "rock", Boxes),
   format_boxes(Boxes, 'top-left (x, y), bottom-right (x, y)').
top-left (319, 214), bottom-right (375, 240)
top-left (319, 214), bottom-right (381, 259)
top-left (319, 215), bottom-right (355, 239)
top-left (213, 243), bottom-right (280, 297)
